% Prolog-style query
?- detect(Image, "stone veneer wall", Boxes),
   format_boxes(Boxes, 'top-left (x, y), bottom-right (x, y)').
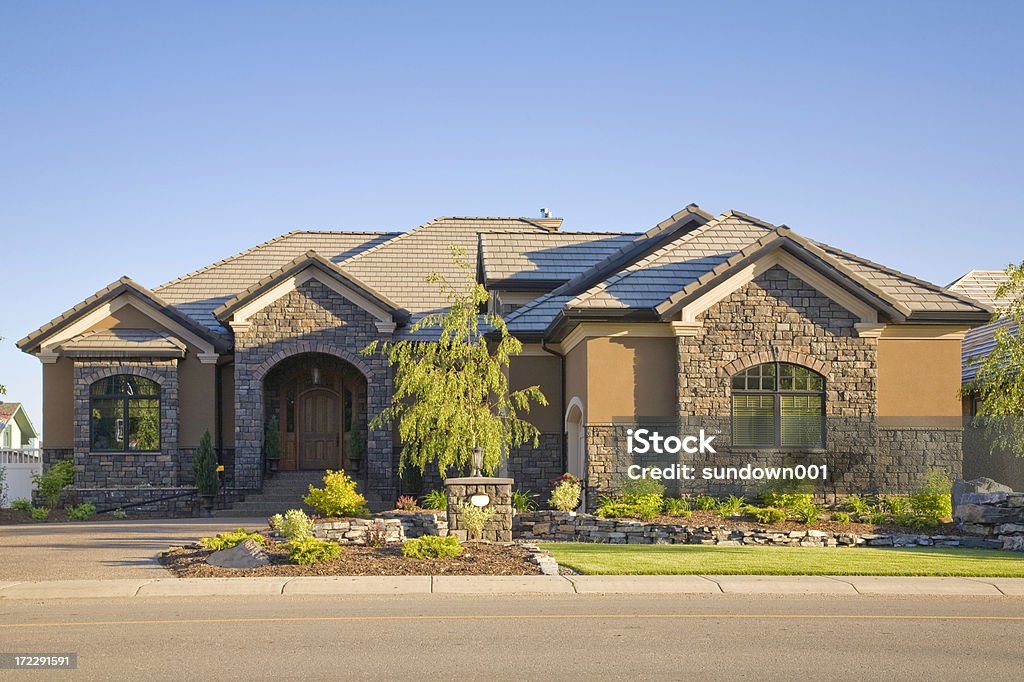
top-left (445, 477), bottom-right (513, 542)
top-left (954, 491), bottom-right (1024, 551)
top-left (311, 511), bottom-right (447, 544)
top-left (72, 359), bottom-right (180, 488)
top-left (505, 432), bottom-right (563, 496)
top-left (585, 267), bottom-right (963, 504)
top-left (232, 279), bottom-right (394, 496)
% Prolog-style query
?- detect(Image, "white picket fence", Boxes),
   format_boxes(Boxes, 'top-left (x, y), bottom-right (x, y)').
top-left (0, 447), bottom-right (43, 506)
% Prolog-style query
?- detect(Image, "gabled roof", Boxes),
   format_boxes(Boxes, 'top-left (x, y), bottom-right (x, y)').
top-left (948, 270), bottom-right (1012, 310)
top-left (0, 402), bottom-right (39, 440)
top-left (479, 231), bottom-right (637, 288)
top-left (334, 217), bottom-right (554, 314)
top-left (17, 277), bottom-right (231, 354)
top-left (213, 250), bottom-right (407, 324)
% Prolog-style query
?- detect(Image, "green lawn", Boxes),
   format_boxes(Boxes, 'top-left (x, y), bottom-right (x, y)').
top-left (539, 543), bottom-right (1024, 577)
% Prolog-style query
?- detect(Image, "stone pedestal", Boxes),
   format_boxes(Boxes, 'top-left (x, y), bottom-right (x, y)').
top-left (444, 477), bottom-right (513, 542)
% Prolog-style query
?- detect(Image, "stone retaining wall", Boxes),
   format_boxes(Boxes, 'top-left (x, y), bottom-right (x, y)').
top-left (513, 510), bottom-right (1003, 549)
top-left (312, 511), bottom-right (447, 545)
top-left (954, 491), bottom-right (1024, 551)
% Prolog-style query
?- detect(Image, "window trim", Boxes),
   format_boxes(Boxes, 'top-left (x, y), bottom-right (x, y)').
top-left (89, 375), bottom-right (162, 453)
top-left (730, 361), bottom-right (826, 449)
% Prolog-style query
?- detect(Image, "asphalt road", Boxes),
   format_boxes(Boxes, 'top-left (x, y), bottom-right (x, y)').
top-left (2, 594), bottom-right (1022, 680)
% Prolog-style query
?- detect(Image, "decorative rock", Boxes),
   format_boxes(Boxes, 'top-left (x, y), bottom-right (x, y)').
top-left (952, 477), bottom-right (1014, 508)
top-left (207, 539), bottom-right (270, 569)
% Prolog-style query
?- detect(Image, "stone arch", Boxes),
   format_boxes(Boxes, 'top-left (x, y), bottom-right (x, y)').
top-left (722, 349), bottom-right (832, 380)
top-left (252, 342), bottom-right (377, 381)
top-left (80, 364), bottom-right (168, 388)
top-left (564, 396), bottom-right (586, 499)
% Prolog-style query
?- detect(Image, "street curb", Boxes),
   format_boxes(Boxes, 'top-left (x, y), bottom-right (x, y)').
top-left (1, 575), bottom-right (1023, 600)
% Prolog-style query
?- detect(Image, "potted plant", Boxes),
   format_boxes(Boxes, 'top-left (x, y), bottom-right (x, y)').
top-left (192, 430), bottom-right (220, 515)
top-left (347, 429), bottom-right (364, 471)
top-left (264, 416), bottom-right (282, 477)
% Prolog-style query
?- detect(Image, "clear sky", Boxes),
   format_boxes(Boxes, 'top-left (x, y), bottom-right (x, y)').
top-left (1, 1), bottom-right (1021, 437)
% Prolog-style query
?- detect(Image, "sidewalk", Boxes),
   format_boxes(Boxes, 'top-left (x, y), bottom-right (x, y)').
top-left (1, 574), bottom-right (1022, 599)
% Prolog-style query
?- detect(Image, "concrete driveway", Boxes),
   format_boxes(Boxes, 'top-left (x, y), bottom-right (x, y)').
top-left (0, 518), bottom-right (266, 581)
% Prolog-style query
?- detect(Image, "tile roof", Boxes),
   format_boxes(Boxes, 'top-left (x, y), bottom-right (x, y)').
top-left (948, 270), bottom-right (1012, 309)
top-left (60, 328), bottom-right (187, 355)
top-left (962, 317), bottom-right (1016, 383)
top-left (479, 232), bottom-right (637, 286)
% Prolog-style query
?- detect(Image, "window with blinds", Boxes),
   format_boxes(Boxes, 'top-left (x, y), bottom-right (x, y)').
top-left (731, 362), bottom-right (825, 448)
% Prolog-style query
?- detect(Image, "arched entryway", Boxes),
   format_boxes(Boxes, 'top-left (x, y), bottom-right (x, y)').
top-left (263, 353), bottom-right (368, 472)
top-left (565, 397), bottom-right (586, 509)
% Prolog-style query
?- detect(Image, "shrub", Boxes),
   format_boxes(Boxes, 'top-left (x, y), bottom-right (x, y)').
top-left (396, 495), bottom-right (419, 511)
top-left (286, 537), bottom-right (342, 565)
top-left (792, 503), bottom-right (821, 525)
top-left (192, 430), bottom-right (220, 496)
top-left (274, 508), bottom-right (315, 541)
top-left (750, 507), bottom-right (786, 524)
top-left (663, 497), bottom-right (691, 517)
top-left (304, 469), bottom-right (369, 518)
top-left (717, 495), bottom-right (745, 516)
top-left (511, 489), bottom-right (539, 513)
top-left (113, 508), bottom-right (128, 519)
top-left (198, 528), bottom-right (268, 551)
top-left (595, 494), bottom-right (662, 521)
top-left (30, 506), bottom-right (50, 521)
top-left (401, 535), bottom-right (463, 559)
top-left (457, 501), bottom-right (496, 540)
top-left (264, 416), bottom-right (282, 461)
top-left (10, 498), bottom-right (33, 512)
top-left (910, 469), bottom-right (953, 520)
top-left (846, 494), bottom-right (873, 516)
top-left (893, 512), bottom-right (940, 530)
top-left (365, 519), bottom-right (388, 548)
top-left (881, 495), bottom-right (912, 516)
top-left (762, 492), bottom-right (813, 509)
top-left (420, 489), bottom-right (448, 510)
top-left (691, 495), bottom-right (717, 511)
top-left (831, 511), bottom-right (851, 523)
top-left (33, 459), bottom-right (75, 507)
top-left (68, 502), bottom-right (96, 521)
top-left (866, 510), bottom-right (889, 526)
top-left (620, 478), bottom-right (666, 498)
top-left (550, 474), bottom-right (582, 512)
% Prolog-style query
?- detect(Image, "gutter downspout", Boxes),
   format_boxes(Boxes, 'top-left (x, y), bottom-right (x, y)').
top-left (541, 339), bottom-right (568, 477)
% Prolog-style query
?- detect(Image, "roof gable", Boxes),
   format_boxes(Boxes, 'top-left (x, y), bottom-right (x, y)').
top-left (948, 269), bottom-right (1012, 309)
top-left (0, 403), bottom-right (39, 440)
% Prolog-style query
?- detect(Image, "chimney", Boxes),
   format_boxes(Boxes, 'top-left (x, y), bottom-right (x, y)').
top-left (536, 208), bottom-right (563, 230)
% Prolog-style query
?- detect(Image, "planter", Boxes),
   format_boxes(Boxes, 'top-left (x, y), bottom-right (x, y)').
top-left (199, 493), bottom-right (216, 517)
top-left (265, 458), bottom-right (280, 477)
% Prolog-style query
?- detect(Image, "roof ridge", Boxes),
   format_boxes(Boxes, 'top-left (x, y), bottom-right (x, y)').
top-left (155, 231), bottom-right (303, 291)
top-left (479, 230), bottom-right (638, 238)
top-left (333, 217), bottom-right (444, 267)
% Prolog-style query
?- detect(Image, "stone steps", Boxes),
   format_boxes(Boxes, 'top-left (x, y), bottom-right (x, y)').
top-left (212, 471), bottom-right (393, 517)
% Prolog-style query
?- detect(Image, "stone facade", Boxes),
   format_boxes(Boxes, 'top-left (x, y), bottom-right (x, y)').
top-left (505, 432), bottom-right (563, 496)
top-left (232, 279), bottom-right (394, 496)
top-left (311, 511), bottom-right (447, 544)
top-left (72, 359), bottom-right (180, 488)
top-left (444, 477), bottom-right (513, 542)
top-left (954, 491), bottom-right (1024, 552)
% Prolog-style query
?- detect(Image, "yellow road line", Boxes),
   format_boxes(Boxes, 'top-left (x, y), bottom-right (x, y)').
top-left (3, 613), bottom-right (1024, 629)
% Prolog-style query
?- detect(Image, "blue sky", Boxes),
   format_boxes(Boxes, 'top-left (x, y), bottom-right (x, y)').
top-left (1, 1), bottom-right (1021, 436)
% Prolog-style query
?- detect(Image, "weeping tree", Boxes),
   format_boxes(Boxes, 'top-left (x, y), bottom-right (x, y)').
top-left (963, 260), bottom-right (1024, 457)
top-left (362, 246), bottom-right (548, 478)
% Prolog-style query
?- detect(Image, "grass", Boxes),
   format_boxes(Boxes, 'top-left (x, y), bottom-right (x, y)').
top-left (539, 543), bottom-right (1024, 578)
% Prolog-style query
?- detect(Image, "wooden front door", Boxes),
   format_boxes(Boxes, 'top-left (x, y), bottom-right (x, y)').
top-left (297, 388), bottom-right (342, 470)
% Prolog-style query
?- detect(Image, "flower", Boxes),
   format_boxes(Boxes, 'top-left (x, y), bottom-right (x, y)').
top-left (216, 465), bottom-right (225, 472)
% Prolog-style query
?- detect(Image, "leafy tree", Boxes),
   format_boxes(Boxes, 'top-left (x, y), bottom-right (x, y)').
top-left (362, 246), bottom-right (548, 478)
top-left (963, 261), bottom-right (1024, 457)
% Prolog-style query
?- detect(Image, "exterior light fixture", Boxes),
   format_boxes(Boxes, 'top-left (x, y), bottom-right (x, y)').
top-left (470, 493), bottom-right (490, 507)
top-left (471, 446), bottom-right (484, 477)
top-left (311, 367), bottom-right (321, 385)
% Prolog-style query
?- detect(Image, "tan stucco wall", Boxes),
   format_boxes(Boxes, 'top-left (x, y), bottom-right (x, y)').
top-left (42, 357), bottom-right (75, 447)
top-left (584, 335), bottom-right (677, 422)
top-left (177, 355), bottom-right (216, 448)
top-left (219, 361), bottom-right (235, 449)
top-left (877, 336), bottom-right (963, 422)
top-left (565, 341), bottom-right (587, 422)
top-left (508, 354), bottom-right (562, 433)
top-left (86, 305), bottom-right (157, 331)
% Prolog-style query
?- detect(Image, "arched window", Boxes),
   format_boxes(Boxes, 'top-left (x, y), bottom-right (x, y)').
top-left (731, 362), bottom-right (825, 448)
top-left (90, 375), bottom-right (161, 452)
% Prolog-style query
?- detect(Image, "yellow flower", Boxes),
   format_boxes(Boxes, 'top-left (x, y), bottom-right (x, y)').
top-left (216, 465), bottom-right (225, 472)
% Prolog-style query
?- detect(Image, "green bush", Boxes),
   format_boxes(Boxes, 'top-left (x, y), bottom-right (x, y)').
top-left (866, 510), bottom-right (889, 526)
top-left (198, 528), bottom-right (268, 551)
top-left (401, 535), bottom-right (463, 559)
top-left (717, 495), bottom-right (745, 516)
top-left (846, 494), bottom-right (873, 516)
top-left (831, 511), bottom-right (851, 523)
top-left (761, 492), bottom-right (813, 509)
top-left (113, 508), bottom-right (128, 519)
top-left (893, 512), bottom-right (940, 530)
top-left (620, 478), bottom-right (666, 498)
top-left (550, 474), bottom-right (582, 512)
top-left (271, 508), bottom-right (315, 541)
top-left (881, 495), bottom-right (912, 516)
top-left (662, 497), bottom-right (691, 517)
top-left (68, 502), bottom-right (96, 521)
top-left (691, 495), bottom-right (717, 511)
top-left (512, 489), bottom-right (538, 513)
top-left (10, 498), bottom-right (33, 512)
top-left (304, 469), bottom-right (369, 518)
top-left (286, 536), bottom-right (342, 565)
top-left (264, 416), bottom-right (282, 461)
top-left (595, 494), bottom-right (663, 521)
top-left (792, 503), bottom-right (821, 525)
top-left (909, 469), bottom-right (953, 520)
top-left (192, 430), bottom-right (220, 496)
top-left (30, 506), bottom-right (50, 521)
top-left (750, 507), bottom-right (787, 524)
top-left (33, 459), bottom-right (75, 507)
top-left (420, 489), bottom-right (448, 510)
top-left (457, 501), bottom-right (497, 540)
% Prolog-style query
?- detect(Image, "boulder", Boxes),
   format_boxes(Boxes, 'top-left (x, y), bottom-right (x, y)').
top-left (952, 477), bottom-right (1014, 508)
top-left (207, 539), bottom-right (271, 569)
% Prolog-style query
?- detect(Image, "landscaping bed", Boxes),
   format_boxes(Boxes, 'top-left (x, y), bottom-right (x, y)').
top-left (0, 508), bottom-right (121, 524)
top-left (645, 510), bottom-right (959, 536)
top-left (160, 541), bottom-right (540, 577)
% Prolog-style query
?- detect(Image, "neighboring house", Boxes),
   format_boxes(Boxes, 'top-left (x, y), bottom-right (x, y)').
top-left (948, 269), bottom-right (1024, 490)
top-left (0, 402), bottom-right (39, 450)
top-left (18, 206), bottom-right (992, 512)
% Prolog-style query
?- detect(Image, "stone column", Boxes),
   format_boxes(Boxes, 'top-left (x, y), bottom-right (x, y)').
top-left (444, 477), bottom-right (513, 542)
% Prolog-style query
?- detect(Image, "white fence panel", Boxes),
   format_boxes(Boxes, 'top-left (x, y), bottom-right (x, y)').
top-left (1, 447), bottom-right (42, 506)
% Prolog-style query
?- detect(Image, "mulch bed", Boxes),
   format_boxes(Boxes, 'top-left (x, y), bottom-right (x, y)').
top-left (160, 541), bottom-right (541, 578)
top-left (645, 510), bottom-right (959, 535)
